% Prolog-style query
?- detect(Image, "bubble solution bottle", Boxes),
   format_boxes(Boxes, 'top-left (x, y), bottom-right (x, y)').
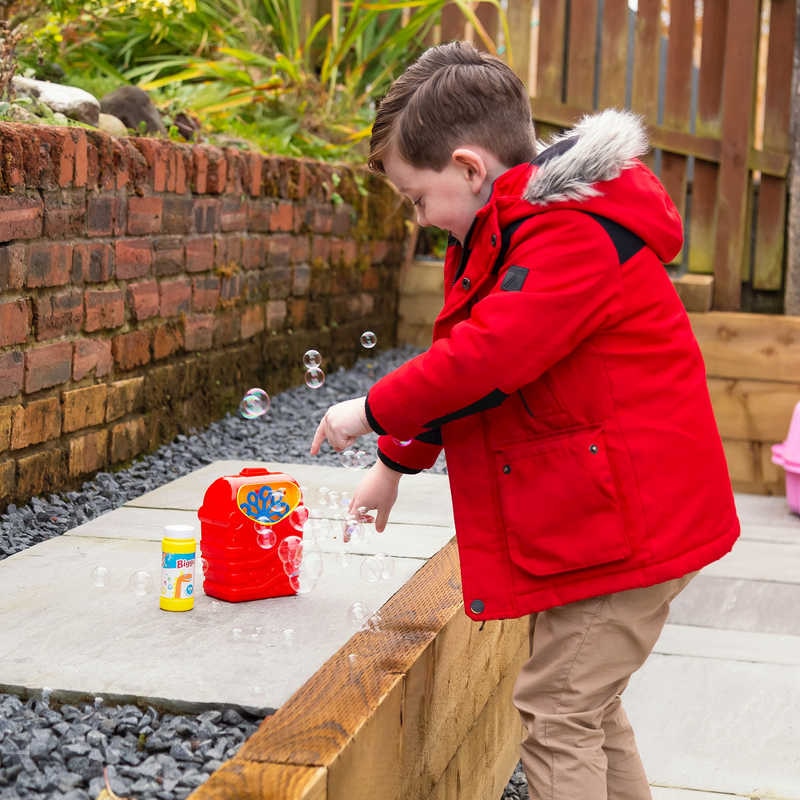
top-left (160, 524), bottom-right (196, 612)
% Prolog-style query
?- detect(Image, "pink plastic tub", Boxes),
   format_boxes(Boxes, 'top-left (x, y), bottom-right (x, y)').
top-left (771, 401), bottom-right (800, 515)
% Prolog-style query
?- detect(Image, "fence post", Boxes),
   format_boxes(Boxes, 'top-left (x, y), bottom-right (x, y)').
top-left (712, 5), bottom-right (760, 311)
top-left (787, 0), bottom-right (800, 315)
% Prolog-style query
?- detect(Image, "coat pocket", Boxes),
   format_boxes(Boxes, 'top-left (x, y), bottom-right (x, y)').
top-left (494, 425), bottom-right (631, 576)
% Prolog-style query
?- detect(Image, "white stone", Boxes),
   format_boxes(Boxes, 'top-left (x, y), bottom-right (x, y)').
top-left (11, 76), bottom-right (100, 126)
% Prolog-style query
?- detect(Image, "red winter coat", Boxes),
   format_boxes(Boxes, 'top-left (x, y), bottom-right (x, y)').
top-left (365, 110), bottom-right (740, 621)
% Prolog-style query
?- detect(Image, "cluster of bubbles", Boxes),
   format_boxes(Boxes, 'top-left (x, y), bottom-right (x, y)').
top-left (302, 349), bottom-right (325, 389)
top-left (91, 566), bottom-right (155, 598)
top-left (237, 331), bottom-right (377, 419)
top-left (339, 448), bottom-right (372, 469)
top-left (228, 625), bottom-right (297, 647)
top-left (229, 329), bottom-right (392, 642)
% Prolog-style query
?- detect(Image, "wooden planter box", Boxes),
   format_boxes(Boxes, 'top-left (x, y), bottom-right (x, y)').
top-left (190, 540), bottom-right (529, 800)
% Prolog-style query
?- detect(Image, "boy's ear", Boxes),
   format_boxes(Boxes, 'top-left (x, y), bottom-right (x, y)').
top-left (452, 148), bottom-right (488, 194)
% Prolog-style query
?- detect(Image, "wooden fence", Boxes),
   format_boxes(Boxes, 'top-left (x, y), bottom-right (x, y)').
top-left (432, 1), bottom-right (796, 314)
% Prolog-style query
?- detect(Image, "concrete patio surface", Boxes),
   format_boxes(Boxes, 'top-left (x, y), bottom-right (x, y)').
top-left (0, 461), bottom-right (798, 798)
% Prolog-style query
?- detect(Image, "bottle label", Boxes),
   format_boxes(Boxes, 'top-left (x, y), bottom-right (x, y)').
top-left (161, 551), bottom-right (195, 600)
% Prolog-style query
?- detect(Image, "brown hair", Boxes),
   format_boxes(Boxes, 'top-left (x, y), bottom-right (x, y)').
top-left (368, 41), bottom-right (536, 174)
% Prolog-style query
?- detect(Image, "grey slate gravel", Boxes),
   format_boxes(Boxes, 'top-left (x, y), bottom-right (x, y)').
top-left (0, 346), bottom-right (528, 800)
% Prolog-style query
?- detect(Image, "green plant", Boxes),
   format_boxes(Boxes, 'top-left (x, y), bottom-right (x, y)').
top-left (13, 0), bottom-right (510, 163)
top-left (16, 0), bottom-right (239, 89)
top-left (124, 0), bottom-right (510, 160)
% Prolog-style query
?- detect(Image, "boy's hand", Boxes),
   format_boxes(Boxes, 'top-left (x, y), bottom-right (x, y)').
top-left (349, 460), bottom-right (401, 532)
top-left (310, 396), bottom-right (371, 454)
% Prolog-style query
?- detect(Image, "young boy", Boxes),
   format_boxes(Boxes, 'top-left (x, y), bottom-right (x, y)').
top-left (310, 41), bottom-right (740, 799)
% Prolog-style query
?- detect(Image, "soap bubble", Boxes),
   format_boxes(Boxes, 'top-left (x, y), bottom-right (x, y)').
top-left (360, 556), bottom-right (382, 583)
top-left (340, 449), bottom-right (358, 469)
top-left (290, 559), bottom-right (320, 595)
top-left (364, 611), bottom-right (382, 632)
top-left (248, 626), bottom-right (264, 642)
top-left (360, 553), bottom-right (395, 583)
top-left (347, 600), bottom-right (372, 628)
top-left (376, 553), bottom-right (395, 580)
top-left (288, 506), bottom-right (309, 533)
top-left (355, 506), bottom-right (375, 524)
top-left (128, 570), bottom-right (154, 597)
top-left (277, 535), bottom-right (303, 573)
top-left (347, 652), bottom-right (359, 680)
top-left (282, 559), bottom-right (301, 579)
top-left (304, 367), bottom-right (325, 389)
top-left (356, 449), bottom-right (372, 468)
top-left (303, 349), bottom-right (322, 369)
top-left (300, 548), bottom-right (324, 581)
top-left (256, 529), bottom-right (277, 549)
top-left (239, 387), bottom-right (271, 419)
top-left (342, 516), bottom-right (360, 544)
top-left (254, 516), bottom-right (277, 549)
top-left (360, 330), bottom-right (377, 349)
top-left (91, 566), bottom-right (110, 588)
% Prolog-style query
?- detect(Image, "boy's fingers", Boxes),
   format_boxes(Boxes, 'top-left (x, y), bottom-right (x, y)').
top-left (375, 507), bottom-right (389, 533)
top-left (309, 419), bottom-right (327, 455)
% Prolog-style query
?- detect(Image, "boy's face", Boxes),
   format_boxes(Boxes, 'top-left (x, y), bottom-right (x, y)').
top-left (383, 147), bottom-right (494, 245)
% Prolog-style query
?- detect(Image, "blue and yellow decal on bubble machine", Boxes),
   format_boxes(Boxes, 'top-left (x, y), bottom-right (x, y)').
top-left (236, 481), bottom-right (301, 525)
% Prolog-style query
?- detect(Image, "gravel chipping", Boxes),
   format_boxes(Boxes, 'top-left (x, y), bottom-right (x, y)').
top-left (0, 345), bottom-right (529, 800)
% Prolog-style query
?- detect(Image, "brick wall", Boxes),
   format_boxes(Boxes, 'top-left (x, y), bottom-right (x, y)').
top-left (0, 123), bottom-right (414, 511)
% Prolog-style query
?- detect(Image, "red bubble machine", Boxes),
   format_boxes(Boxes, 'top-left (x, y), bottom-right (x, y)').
top-left (197, 466), bottom-right (308, 602)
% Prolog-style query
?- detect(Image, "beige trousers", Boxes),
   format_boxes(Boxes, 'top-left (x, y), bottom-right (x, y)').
top-left (512, 573), bottom-right (695, 800)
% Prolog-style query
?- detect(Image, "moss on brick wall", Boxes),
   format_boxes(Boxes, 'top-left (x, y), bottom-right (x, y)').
top-left (0, 123), bottom-right (414, 511)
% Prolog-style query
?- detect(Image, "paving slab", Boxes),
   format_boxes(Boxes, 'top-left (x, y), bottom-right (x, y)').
top-left (0, 462), bottom-right (455, 713)
top-left (629, 650), bottom-right (800, 798)
top-left (626, 493), bottom-right (800, 799)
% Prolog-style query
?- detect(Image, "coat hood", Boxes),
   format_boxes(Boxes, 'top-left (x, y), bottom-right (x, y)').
top-left (524, 108), bottom-right (649, 205)
top-left (509, 108), bottom-right (683, 263)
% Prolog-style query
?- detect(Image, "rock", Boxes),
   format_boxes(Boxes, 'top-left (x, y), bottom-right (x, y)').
top-left (172, 111), bottom-right (201, 141)
top-left (11, 76), bottom-right (100, 126)
top-left (97, 112), bottom-right (128, 137)
top-left (2, 103), bottom-right (41, 124)
top-left (100, 85), bottom-right (166, 135)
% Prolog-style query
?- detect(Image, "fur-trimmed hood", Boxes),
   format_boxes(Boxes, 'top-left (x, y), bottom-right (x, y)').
top-left (524, 109), bottom-right (649, 205)
top-left (477, 107), bottom-right (684, 264)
